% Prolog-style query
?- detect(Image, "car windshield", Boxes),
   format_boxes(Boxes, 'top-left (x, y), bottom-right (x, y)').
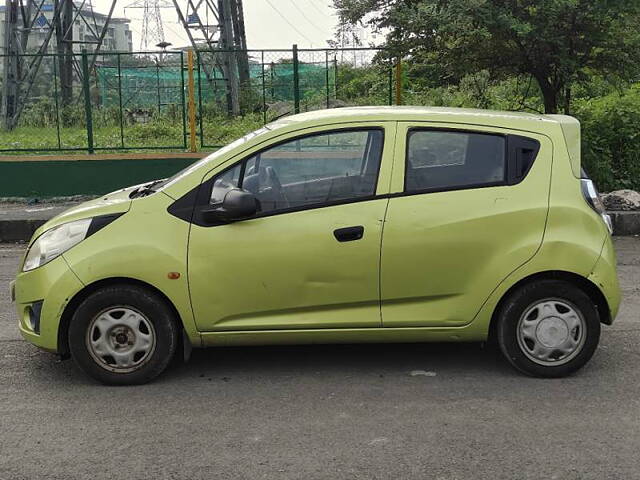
top-left (156, 123), bottom-right (286, 191)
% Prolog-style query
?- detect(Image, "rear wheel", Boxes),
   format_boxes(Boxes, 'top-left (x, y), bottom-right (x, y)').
top-left (68, 285), bottom-right (178, 385)
top-left (497, 279), bottom-right (601, 377)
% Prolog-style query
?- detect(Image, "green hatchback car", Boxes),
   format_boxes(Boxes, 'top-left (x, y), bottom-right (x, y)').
top-left (11, 107), bottom-right (620, 384)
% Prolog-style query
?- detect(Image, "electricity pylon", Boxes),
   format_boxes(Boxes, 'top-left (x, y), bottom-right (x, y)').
top-left (1, 0), bottom-right (118, 130)
top-left (171, 0), bottom-right (248, 115)
top-left (125, 0), bottom-right (174, 50)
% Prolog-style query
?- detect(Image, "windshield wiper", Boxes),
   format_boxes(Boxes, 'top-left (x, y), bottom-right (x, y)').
top-left (129, 179), bottom-right (164, 198)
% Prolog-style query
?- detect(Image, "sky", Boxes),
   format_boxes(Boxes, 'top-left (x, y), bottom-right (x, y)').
top-left (95, 0), bottom-right (358, 50)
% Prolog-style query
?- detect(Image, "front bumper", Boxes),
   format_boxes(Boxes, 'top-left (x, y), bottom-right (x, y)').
top-left (13, 255), bottom-right (84, 353)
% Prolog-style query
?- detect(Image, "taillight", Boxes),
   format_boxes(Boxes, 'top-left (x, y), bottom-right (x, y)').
top-left (581, 178), bottom-right (613, 234)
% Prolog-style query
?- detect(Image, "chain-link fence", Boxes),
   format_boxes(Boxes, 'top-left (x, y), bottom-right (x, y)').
top-left (0, 47), bottom-right (398, 154)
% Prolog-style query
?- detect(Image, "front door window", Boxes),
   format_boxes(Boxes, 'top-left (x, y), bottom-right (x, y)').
top-left (208, 128), bottom-right (384, 215)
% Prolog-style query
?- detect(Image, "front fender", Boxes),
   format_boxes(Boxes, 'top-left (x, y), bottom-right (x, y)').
top-left (61, 193), bottom-right (200, 346)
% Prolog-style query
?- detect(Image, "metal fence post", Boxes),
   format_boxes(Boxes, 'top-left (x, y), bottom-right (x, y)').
top-left (117, 53), bottom-right (125, 148)
top-left (52, 55), bottom-right (62, 149)
top-left (180, 52), bottom-right (187, 150)
top-left (196, 51), bottom-right (204, 148)
top-left (156, 63), bottom-right (161, 115)
top-left (81, 49), bottom-right (95, 154)
top-left (270, 62), bottom-right (275, 101)
top-left (325, 50), bottom-right (330, 109)
top-left (261, 50), bottom-right (267, 124)
top-left (187, 50), bottom-right (197, 153)
top-left (292, 44), bottom-right (300, 114)
top-left (333, 57), bottom-right (338, 100)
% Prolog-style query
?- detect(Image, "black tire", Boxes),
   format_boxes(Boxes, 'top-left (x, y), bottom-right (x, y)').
top-left (496, 279), bottom-right (601, 378)
top-left (68, 284), bottom-right (178, 385)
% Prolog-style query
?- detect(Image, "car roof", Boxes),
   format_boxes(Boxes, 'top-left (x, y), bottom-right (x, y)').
top-left (161, 106), bottom-right (580, 199)
top-left (272, 106), bottom-right (567, 132)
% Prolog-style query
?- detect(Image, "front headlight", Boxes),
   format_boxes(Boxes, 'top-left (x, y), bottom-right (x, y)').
top-left (23, 218), bottom-right (92, 272)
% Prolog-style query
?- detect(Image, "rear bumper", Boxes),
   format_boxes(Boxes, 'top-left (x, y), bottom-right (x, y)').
top-left (13, 256), bottom-right (84, 353)
top-left (588, 237), bottom-right (621, 324)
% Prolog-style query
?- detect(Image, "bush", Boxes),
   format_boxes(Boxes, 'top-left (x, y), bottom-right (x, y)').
top-left (18, 98), bottom-right (58, 128)
top-left (336, 64), bottom-right (392, 105)
top-left (201, 113), bottom-right (264, 146)
top-left (574, 86), bottom-right (640, 191)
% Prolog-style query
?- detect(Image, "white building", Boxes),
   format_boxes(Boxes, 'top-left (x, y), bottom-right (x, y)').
top-left (0, 2), bottom-right (133, 55)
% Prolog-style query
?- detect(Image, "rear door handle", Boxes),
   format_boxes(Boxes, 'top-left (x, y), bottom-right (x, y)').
top-left (333, 226), bottom-right (364, 242)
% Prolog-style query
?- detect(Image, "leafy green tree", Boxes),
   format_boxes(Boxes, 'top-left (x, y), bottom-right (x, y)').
top-left (334, 0), bottom-right (640, 113)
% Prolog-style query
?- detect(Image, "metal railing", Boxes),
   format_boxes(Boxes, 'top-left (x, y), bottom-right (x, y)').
top-left (0, 46), bottom-right (400, 154)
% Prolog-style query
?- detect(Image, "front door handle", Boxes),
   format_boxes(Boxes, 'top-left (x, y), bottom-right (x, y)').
top-left (333, 226), bottom-right (364, 242)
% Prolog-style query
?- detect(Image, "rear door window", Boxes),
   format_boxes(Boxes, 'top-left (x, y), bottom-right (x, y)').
top-left (406, 130), bottom-right (506, 192)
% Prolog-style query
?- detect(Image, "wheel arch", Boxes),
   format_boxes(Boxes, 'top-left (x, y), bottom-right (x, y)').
top-left (58, 277), bottom-right (186, 357)
top-left (487, 270), bottom-right (611, 342)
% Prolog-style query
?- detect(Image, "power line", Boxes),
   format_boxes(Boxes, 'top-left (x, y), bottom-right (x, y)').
top-left (306, 0), bottom-right (329, 17)
top-left (288, 0), bottom-right (327, 34)
top-left (264, 0), bottom-right (314, 44)
top-left (127, 16), bottom-right (186, 45)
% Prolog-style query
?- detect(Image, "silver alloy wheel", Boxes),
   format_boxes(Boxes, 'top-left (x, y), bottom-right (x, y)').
top-left (516, 298), bottom-right (587, 366)
top-left (85, 306), bottom-right (156, 373)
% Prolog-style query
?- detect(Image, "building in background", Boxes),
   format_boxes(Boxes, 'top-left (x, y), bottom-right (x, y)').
top-left (0, 2), bottom-right (132, 56)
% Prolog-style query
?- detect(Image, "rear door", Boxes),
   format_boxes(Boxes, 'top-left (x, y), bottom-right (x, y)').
top-left (381, 122), bottom-right (552, 327)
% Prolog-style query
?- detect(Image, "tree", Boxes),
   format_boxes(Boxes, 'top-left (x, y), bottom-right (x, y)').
top-left (334, 0), bottom-right (640, 113)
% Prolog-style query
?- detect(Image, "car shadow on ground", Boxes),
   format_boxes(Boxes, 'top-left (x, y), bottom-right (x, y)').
top-left (164, 341), bottom-right (517, 382)
top-left (11, 340), bottom-right (521, 386)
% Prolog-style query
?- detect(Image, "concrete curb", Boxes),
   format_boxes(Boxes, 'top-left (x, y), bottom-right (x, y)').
top-left (1, 211), bottom-right (639, 243)
top-left (609, 212), bottom-right (640, 236)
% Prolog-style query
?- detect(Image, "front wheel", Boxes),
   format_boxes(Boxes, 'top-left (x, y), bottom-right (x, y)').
top-left (68, 285), bottom-right (178, 385)
top-left (497, 279), bottom-right (601, 378)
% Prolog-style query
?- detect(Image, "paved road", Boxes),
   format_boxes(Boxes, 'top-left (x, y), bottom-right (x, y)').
top-left (1, 238), bottom-right (639, 480)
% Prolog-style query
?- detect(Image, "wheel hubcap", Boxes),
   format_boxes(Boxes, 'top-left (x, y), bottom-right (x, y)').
top-left (517, 298), bottom-right (586, 366)
top-left (536, 317), bottom-right (570, 348)
top-left (86, 307), bottom-right (156, 373)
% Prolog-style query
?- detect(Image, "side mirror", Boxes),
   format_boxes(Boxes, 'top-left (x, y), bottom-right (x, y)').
top-left (202, 188), bottom-right (258, 223)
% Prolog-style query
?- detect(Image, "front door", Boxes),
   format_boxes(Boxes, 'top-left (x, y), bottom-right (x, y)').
top-left (381, 123), bottom-right (552, 327)
top-left (188, 124), bottom-right (395, 332)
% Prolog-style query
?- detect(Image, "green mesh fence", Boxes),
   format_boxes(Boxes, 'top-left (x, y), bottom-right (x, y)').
top-left (1, 48), bottom-right (390, 153)
top-left (96, 60), bottom-right (334, 109)
top-left (97, 65), bottom-right (184, 109)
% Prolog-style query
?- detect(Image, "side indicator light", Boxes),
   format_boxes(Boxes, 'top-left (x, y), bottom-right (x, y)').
top-left (167, 272), bottom-right (181, 280)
